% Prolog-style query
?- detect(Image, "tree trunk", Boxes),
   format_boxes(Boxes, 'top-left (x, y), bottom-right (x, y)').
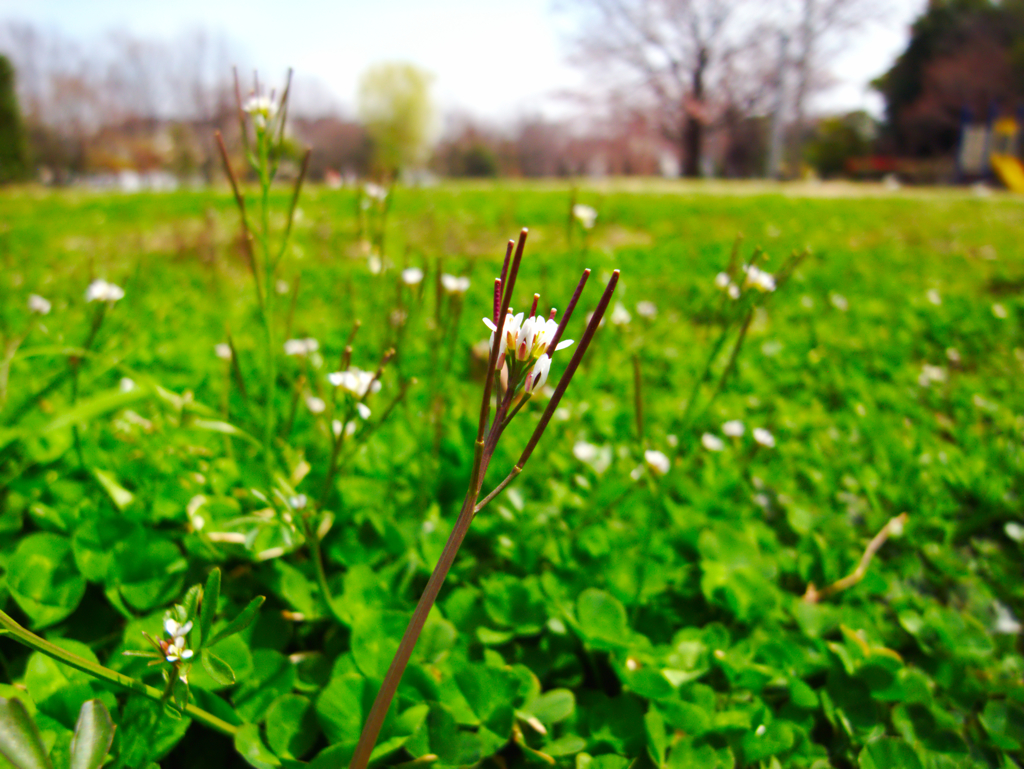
top-left (682, 46), bottom-right (708, 178)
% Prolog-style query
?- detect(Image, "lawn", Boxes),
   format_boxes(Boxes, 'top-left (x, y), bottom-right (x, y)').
top-left (0, 180), bottom-right (1022, 769)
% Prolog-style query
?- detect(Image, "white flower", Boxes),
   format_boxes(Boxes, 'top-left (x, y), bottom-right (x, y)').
top-left (753, 428), bottom-right (775, 448)
top-left (28, 294), bottom-right (51, 315)
top-left (364, 182), bottom-right (388, 201)
top-left (572, 204), bottom-right (598, 229)
top-left (573, 441), bottom-right (612, 474)
top-left (714, 272), bottom-right (731, 290)
top-left (918, 364), bottom-right (947, 387)
top-left (946, 347), bottom-right (961, 364)
top-left (356, 402), bottom-right (372, 420)
top-left (288, 494), bottom-right (308, 510)
top-left (610, 302), bottom-right (632, 326)
top-left (332, 419), bottom-right (343, 437)
top-left (701, 433), bottom-right (725, 452)
top-left (1005, 522), bottom-right (1024, 542)
top-left (275, 280), bottom-right (290, 295)
top-left (328, 368), bottom-right (381, 397)
top-left (119, 377), bottom-right (136, 393)
top-left (441, 274), bottom-right (471, 295)
top-left (306, 396), bottom-right (326, 414)
top-left (243, 94), bottom-right (276, 127)
top-left (636, 301), bottom-right (657, 318)
top-left (994, 602), bottom-right (1022, 634)
top-left (992, 303), bottom-right (1008, 319)
top-left (524, 354), bottom-right (551, 393)
top-left (284, 337), bottom-right (319, 356)
top-left (644, 450), bottom-right (670, 476)
top-left (727, 284), bottom-right (740, 300)
top-left (164, 618), bottom-right (192, 640)
top-left (830, 293), bottom-right (849, 312)
top-left (85, 279), bottom-right (125, 303)
top-left (926, 289), bottom-right (941, 306)
top-left (722, 420), bottom-right (744, 437)
top-left (215, 343), bottom-right (232, 361)
top-left (742, 264), bottom-right (776, 292)
top-left (368, 254), bottom-right (383, 274)
top-left (401, 267), bottom-right (424, 286)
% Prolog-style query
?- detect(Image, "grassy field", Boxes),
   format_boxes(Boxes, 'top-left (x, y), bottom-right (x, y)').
top-left (1, 181), bottom-right (1022, 769)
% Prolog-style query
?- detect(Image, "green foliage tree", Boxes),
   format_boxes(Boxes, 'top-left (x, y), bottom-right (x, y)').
top-left (874, 0), bottom-right (1024, 156)
top-left (357, 62), bottom-right (436, 179)
top-left (0, 55), bottom-right (30, 183)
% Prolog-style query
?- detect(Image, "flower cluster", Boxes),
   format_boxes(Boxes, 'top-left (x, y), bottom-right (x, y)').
top-left (243, 94), bottom-right (277, 129)
top-left (284, 337), bottom-right (320, 356)
top-left (28, 294), bottom-right (51, 315)
top-left (160, 618), bottom-right (194, 663)
top-left (573, 204), bottom-right (598, 230)
top-left (329, 368), bottom-right (382, 399)
top-left (86, 279), bottom-right (125, 304)
top-left (441, 274), bottom-right (471, 295)
top-left (483, 306), bottom-right (574, 394)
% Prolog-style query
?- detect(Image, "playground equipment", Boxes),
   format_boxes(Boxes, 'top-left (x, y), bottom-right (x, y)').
top-left (958, 110), bottom-right (1024, 191)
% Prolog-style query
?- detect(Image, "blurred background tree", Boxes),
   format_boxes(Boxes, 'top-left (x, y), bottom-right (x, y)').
top-left (0, 54), bottom-right (30, 183)
top-left (357, 62), bottom-right (437, 181)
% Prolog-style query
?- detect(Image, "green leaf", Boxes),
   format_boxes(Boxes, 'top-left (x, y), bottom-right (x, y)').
top-left (202, 649), bottom-right (237, 686)
top-left (0, 697), bottom-right (51, 769)
top-left (979, 700), bottom-right (1024, 751)
top-left (91, 469), bottom-right (134, 511)
top-left (200, 568), bottom-right (221, 649)
top-left (521, 689), bottom-right (575, 726)
top-left (645, 708), bottom-right (667, 767)
top-left (188, 419), bottom-right (260, 446)
top-left (351, 610), bottom-right (407, 680)
top-left (234, 723), bottom-right (281, 769)
top-left (69, 700), bottom-right (115, 769)
top-left (180, 584), bottom-right (202, 625)
top-left (266, 695), bottom-right (319, 761)
top-left (209, 596), bottom-right (265, 647)
top-left (576, 588), bottom-right (629, 649)
top-left (40, 387), bottom-right (149, 435)
top-left (7, 533), bottom-right (86, 629)
top-left (858, 738), bottom-right (923, 769)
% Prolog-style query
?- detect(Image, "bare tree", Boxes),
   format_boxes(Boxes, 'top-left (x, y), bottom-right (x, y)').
top-left (563, 0), bottom-right (754, 177)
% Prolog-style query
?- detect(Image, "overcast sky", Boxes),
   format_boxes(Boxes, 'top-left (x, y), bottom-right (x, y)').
top-left (1, 0), bottom-right (926, 122)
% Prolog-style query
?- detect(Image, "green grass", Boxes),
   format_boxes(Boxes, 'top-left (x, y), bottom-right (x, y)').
top-left (0, 181), bottom-right (1022, 769)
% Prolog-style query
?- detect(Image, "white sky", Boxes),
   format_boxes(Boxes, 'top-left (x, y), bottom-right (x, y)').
top-left (1, 0), bottom-right (925, 122)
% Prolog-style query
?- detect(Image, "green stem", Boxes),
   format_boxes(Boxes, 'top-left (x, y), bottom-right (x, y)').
top-left (302, 516), bottom-right (348, 627)
top-left (0, 609), bottom-right (237, 737)
top-left (258, 130), bottom-right (276, 487)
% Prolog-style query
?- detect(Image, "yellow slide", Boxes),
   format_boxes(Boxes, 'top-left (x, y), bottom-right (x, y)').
top-left (991, 155), bottom-right (1024, 192)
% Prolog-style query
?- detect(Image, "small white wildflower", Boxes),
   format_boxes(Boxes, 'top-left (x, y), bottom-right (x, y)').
top-left (164, 618), bottom-right (192, 640)
top-left (926, 289), bottom-right (941, 306)
top-left (275, 280), bottom-right (290, 295)
top-left (666, 434), bottom-right (678, 448)
top-left (368, 254), bottom-right (383, 274)
top-left (644, 450), bottom-right (670, 476)
top-left (243, 94), bottom-right (276, 128)
top-left (722, 420), bottom-right (744, 437)
top-left (572, 204), bottom-right (598, 229)
top-left (1005, 522), bottom-right (1024, 542)
top-left (636, 301), bottom-right (657, 318)
top-left (119, 377), bottom-right (136, 393)
top-left (994, 602), bottom-right (1022, 634)
top-left (830, 293), bottom-right (849, 312)
top-left (215, 343), bottom-right (232, 361)
top-left (753, 428), bottom-right (775, 448)
top-left (332, 419), bottom-right (343, 437)
top-left (441, 274), bottom-right (471, 295)
top-left (356, 402), bottom-right (371, 420)
top-left (742, 264), bottom-right (776, 292)
top-left (288, 494), bottom-right (308, 510)
top-left (992, 303), bottom-right (1008, 319)
top-left (85, 279), bottom-right (125, 303)
top-left (755, 724), bottom-right (767, 737)
top-left (306, 396), bottom-right (326, 414)
top-left (284, 337), bottom-right (319, 356)
top-left (714, 272), bottom-right (731, 290)
top-left (364, 182), bottom-right (388, 201)
top-left (610, 302), bottom-right (632, 326)
top-left (328, 368), bottom-right (381, 397)
top-left (524, 354), bottom-right (551, 393)
top-left (702, 433), bottom-right (725, 452)
top-left (28, 294), bottom-right (51, 315)
top-left (573, 442), bottom-right (599, 462)
top-left (918, 364), bottom-right (947, 387)
top-left (401, 267), bottom-right (424, 286)
top-left (345, 420), bottom-right (357, 437)
top-left (946, 347), bottom-right (961, 364)
top-left (728, 283), bottom-right (741, 300)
